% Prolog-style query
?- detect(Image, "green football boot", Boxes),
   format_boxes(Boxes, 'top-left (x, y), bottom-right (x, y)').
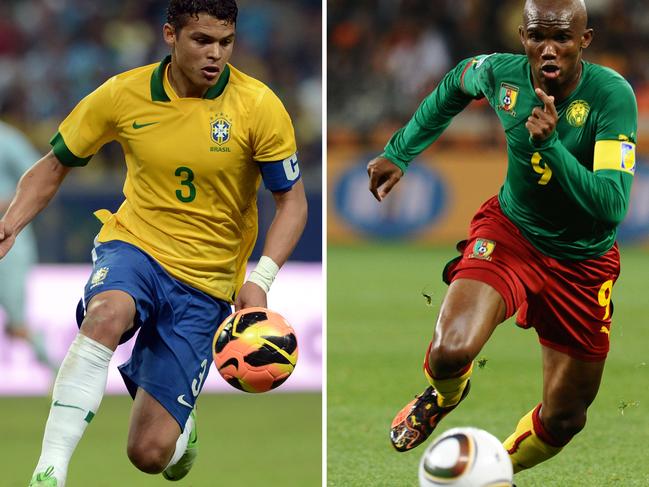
top-left (28, 466), bottom-right (58, 486)
top-left (162, 410), bottom-right (198, 481)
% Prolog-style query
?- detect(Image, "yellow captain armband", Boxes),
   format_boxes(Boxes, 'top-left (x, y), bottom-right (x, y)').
top-left (593, 140), bottom-right (636, 175)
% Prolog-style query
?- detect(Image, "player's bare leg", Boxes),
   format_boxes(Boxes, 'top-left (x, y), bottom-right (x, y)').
top-left (504, 345), bottom-right (605, 472)
top-left (30, 291), bottom-right (134, 487)
top-left (391, 278), bottom-right (506, 451)
top-left (127, 388), bottom-right (198, 480)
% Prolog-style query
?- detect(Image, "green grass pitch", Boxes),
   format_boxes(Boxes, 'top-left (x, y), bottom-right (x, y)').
top-left (328, 244), bottom-right (649, 486)
top-left (3, 392), bottom-right (321, 486)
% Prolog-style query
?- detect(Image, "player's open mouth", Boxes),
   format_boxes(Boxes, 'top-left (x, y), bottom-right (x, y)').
top-left (541, 64), bottom-right (560, 80)
top-left (201, 66), bottom-right (220, 79)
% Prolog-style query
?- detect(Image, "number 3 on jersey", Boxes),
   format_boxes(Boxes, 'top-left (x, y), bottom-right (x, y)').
top-left (530, 152), bottom-right (552, 185)
top-left (175, 166), bottom-right (196, 203)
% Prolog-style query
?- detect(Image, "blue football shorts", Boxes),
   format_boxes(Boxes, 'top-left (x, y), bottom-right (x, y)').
top-left (75, 240), bottom-right (232, 428)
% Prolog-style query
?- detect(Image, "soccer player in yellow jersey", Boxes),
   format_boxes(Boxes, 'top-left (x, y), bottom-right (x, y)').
top-left (0, 1), bottom-right (308, 485)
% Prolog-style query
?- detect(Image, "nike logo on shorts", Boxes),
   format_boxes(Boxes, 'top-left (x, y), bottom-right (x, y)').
top-left (177, 394), bottom-right (193, 408)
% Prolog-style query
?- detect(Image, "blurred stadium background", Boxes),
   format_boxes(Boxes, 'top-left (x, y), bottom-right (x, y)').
top-left (328, 1), bottom-right (649, 486)
top-left (0, 1), bottom-right (321, 486)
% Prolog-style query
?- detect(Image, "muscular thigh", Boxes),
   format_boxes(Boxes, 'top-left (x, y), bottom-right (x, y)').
top-left (128, 387), bottom-right (181, 451)
top-left (434, 278), bottom-right (506, 352)
top-left (517, 244), bottom-right (620, 362)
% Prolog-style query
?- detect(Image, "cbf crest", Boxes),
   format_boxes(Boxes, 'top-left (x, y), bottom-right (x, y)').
top-left (566, 100), bottom-right (590, 127)
top-left (210, 113), bottom-right (232, 146)
top-left (498, 83), bottom-right (519, 117)
top-left (90, 267), bottom-right (109, 289)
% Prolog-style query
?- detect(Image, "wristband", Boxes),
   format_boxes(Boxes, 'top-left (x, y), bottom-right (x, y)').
top-left (247, 256), bottom-right (279, 293)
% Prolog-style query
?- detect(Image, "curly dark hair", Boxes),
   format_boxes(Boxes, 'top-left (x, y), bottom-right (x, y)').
top-left (166, 0), bottom-right (238, 31)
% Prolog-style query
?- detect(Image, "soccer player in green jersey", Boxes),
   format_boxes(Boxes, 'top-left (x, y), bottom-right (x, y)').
top-left (0, 1), bottom-right (308, 486)
top-left (367, 0), bottom-right (637, 475)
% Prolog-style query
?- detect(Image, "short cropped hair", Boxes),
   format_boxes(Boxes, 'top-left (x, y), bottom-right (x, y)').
top-left (167, 0), bottom-right (238, 31)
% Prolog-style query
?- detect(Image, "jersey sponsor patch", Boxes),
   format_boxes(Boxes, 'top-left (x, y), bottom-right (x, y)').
top-left (258, 153), bottom-right (300, 192)
top-left (469, 239), bottom-right (496, 261)
top-left (593, 140), bottom-right (636, 175)
top-left (565, 100), bottom-right (590, 127)
top-left (498, 83), bottom-right (519, 116)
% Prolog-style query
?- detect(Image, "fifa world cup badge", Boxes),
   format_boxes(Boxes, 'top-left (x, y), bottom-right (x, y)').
top-left (470, 239), bottom-right (496, 261)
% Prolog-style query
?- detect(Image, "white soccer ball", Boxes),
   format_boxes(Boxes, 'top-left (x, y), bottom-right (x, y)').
top-left (418, 427), bottom-right (513, 487)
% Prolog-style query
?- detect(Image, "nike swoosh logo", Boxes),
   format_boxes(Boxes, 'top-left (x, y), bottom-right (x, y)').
top-left (53, 400), bottom-right (85, 411)
top-left (132, 121), bottom-right (159, 129)
top-left (177, 394), bottom-right (193, 408)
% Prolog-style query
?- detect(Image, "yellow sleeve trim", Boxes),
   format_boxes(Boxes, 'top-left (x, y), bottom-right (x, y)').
top-left (594, 140), bottom-right (636, 175)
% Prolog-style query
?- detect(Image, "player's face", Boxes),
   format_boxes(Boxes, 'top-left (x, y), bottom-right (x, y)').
top-left (519, 8), bottom-right (592, 94)
top-left (164, 13), bottom-right (235, 96)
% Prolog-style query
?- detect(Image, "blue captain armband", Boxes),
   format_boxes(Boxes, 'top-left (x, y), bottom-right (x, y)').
top-left (257, 153), bottom-right (301, 192)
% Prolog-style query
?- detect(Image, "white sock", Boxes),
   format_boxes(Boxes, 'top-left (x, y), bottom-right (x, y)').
top-left (165, 413), bottom-right (194, 470)
top-left (33, 333), bottom-right (113, 486)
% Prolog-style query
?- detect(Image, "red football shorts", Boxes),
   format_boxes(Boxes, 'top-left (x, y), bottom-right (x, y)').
top-left (443, 196), bottom-right (620, 362)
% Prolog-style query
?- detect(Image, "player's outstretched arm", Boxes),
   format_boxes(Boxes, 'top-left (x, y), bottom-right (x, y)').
top-left (367, 156), bottom-right (403, 202)
top-left (235, 179), bottom-right (308, 310)
top-left (0, 150), bottom-right (70, 259)
top-left (371, 57), bottom-right (487, 192)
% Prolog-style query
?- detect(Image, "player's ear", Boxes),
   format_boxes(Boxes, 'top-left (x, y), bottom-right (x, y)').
top-left (518, 25), bottom-right (526, 47)
top-left (163, 23), bottom-right (176, 48)
top-left (581, 28), bottom-right (593, 49)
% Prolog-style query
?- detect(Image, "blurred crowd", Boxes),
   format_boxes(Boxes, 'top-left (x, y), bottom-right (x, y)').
top-left (328, 0), bottom-right (649, 145)
top-left (0, 0), bottom-right (321, 184)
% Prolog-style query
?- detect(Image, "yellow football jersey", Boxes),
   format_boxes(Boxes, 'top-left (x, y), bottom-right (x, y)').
top-left (51, 56), bottom-right (297, 301)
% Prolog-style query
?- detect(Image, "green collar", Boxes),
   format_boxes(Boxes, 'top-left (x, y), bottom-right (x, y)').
top-left (150, 55), bottom-right (230, 101)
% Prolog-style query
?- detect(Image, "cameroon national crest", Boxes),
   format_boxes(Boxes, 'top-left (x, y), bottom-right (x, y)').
top-left (470, 239), bottom-right (496, 261)
top-left (566, 100), bottom-right (590, 127)
top-left (210, 115), bottom-right (231, 145)
top-left (499, 83), bottom-right (519, 116)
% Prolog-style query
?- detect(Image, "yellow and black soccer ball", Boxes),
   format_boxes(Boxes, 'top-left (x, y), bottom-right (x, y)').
top-left (213, 307), bottom-right (298, 393)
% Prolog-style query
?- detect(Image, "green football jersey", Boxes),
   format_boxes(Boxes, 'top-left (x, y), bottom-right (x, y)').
top-left (383, 53), bottom-right (638, 260)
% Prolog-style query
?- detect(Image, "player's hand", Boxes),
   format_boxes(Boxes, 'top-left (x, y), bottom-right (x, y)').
top-left (367, 156), bottom-right (403, 202)
top-left (526, 88), bottom-right (558, 143)
top-left (0, 220), bottom-right (16, 260)
top-left (235, 281), bottom-right (268, 311)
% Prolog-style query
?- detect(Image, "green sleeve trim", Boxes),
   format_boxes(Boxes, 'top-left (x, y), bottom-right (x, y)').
top-left (529, 131), bottom-right (558, 150)
top-left (49, 132), bottom-right (92, 167)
